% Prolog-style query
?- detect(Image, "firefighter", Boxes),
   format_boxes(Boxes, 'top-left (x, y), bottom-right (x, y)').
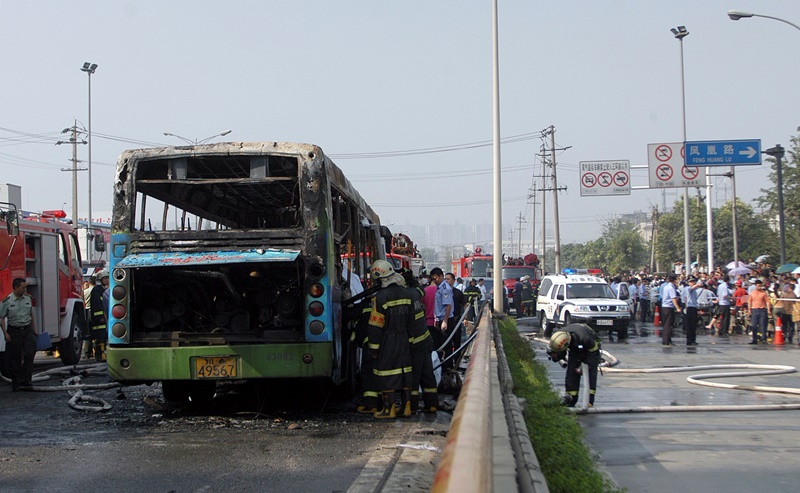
top-left (547, 323), bottom-right (601, 407)
top-left (89, 270), bottom-right (109, 361)
top-left (521, 276), bottom-right (535, 316)
top-left (401, 269), bottom-right (439, 413)
top-left (367, 260), bottom-right (414, 419)
top-left (463, 279), bottom-right (481, 321)
top-left (351, 293), bottom-right (382, 414)
top-left (83, 275), bottom-right (96, 359)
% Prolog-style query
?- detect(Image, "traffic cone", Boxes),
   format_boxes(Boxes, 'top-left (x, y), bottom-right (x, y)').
top-left (774, 316), bottom-right (785, 346)
top-left (653, 305), bottom-right (661, 327)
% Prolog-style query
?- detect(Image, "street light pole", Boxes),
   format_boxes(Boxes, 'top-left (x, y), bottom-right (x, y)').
top-left (491, 0), bottom-right (503, 314)
top-left (671, 26), bottom-right (692, 276)
top-left (80, 62), bottom-right (98, 257)
top-left (764, 145), bottom-right (786, 265)
top-left (163, 130), bottom-right (232, 145)
top-left (728, 10), bottom-right (800, 31)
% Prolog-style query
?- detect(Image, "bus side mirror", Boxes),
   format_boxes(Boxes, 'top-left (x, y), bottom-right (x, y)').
top-left (94, 233), bottom-right (105, 252)
top-left (6, 210), bottom-right (19, 236)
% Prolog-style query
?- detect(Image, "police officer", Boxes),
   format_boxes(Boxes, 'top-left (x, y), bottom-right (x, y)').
top-left (1, 278), bottom-right (38, 391)
top-left (367, 260), bottom-right (414, 419)
top-left (547, 323), bottom-right (601, 407)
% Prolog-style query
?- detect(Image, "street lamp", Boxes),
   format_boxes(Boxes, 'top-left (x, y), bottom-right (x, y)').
top-left (764, 145), bottom-right (786, 265)
top-left (80, 62), bottom-right (97, 256)
top-left (163, 130), bottom-right (232, 145)
top-left (728, 10), bottom-right (800, 31)
top-left (670, 26), bottom-right (693, 275)
top-left (728, 10), bottom-right (799, 266)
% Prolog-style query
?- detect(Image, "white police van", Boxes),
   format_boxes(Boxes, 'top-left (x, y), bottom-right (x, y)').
top-left (537, 274), bottom-right (631, 339)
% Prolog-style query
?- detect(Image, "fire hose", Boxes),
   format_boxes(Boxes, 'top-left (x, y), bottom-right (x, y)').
top-left (531, 336), bottom-right (800, 413)
top-left (2, 362), bottom-right (119, 411)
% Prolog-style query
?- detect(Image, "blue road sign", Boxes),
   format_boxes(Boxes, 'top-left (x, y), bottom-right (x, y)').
top-left (684, 139), bottom-right (761, 166)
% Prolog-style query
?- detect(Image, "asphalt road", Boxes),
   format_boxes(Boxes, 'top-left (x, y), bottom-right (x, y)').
top-left (519, 318), bottom-right (800, 493)
top-left (0, 355), bottom-right (449, 493)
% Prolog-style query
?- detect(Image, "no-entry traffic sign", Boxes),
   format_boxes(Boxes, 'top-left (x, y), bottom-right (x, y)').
top-left (580, 160), bottom-right (630, 196)
top-left (648, 142), bottom-right (705, 188)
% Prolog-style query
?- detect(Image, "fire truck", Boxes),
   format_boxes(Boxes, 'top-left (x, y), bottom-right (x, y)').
top-left (1, 201), bottom-right (87, 365)
top-left (387, 232), bottom-right (426, 276)
top-left (502, 253), bottom-right (542, 306)
top-left (451, 246), bottom-right (493, 279)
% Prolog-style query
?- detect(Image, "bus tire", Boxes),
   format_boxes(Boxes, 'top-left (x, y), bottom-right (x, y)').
top-left (162, 381), bottom-right (190, 403)
top-left (188, 381), bottom-right (216, 404)
top-left (59, 312), bottom-right (84, 366)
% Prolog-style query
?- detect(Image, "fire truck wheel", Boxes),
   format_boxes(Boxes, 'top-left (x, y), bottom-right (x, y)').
top-left (59, 312), bottom-right (84, 366)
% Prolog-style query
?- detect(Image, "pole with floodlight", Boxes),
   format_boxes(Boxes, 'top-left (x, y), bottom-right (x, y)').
top-left (670, 26), bottom-right (693, 276)
top-left (80, 62), bottom-right (97, 256)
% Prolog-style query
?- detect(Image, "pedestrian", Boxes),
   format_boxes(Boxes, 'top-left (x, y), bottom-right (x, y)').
top-left (682, 277), bottom-right (700, 345)
top-left (748, 279), bottom-right (772, 344)
top-left (630, 278), bottom-right (639, 321)
top-left (715, 275), bottom-right (733, 335)
top-left (781, 278), bottom-right (797, 343)
top-left (0, 278), bottom-right (38, 391)
top-left (367, 260), bottom-right (414, 419)
top-left (546, 323), bottom-right (601, 407)
top-left (659, 274), bottom-right (681, 345)
top-left (477, 278), bottom-right (487, 302)
top-left (454, 277), bottom-right (465, 292)
top-left (430, 268), bottom-right (455, 370)
top-left (445, 272), bottom-right (466, 364)
top-left (513, 278), bottom-right (523, 318)
top-left (638, 278), bottom-right (650, 322)
top-left (401, 270), bottom-right (439, 413)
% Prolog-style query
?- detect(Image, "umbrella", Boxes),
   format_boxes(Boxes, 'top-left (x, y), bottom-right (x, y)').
top-left (726, 261), bottom-right (747, 270)
top-left (755, 254), bottom-right (770, 263)
top-left (728, 266), bottom-right (752, 276)
top-left (776, 263), bottom-right (800, 274)
top-left (793, 266), bottom-right (800, 275)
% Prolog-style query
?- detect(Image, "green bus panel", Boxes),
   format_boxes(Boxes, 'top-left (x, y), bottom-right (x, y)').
top-left (107, 343), bottom-right (333, 382)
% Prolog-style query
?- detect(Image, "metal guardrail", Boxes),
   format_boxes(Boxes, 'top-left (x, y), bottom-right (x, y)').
top-left (430, 304), bottom-right (492, 493)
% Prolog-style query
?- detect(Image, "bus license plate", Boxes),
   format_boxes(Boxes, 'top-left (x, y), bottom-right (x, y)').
top-left (596, 319), bottom-right (613, 326)
top-left (193, 356), bottom-right (239, 379)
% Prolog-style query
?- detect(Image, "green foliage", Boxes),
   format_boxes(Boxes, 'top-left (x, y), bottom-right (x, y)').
top-left (756, 128), bottom-right (800, 262)
top-left (497, 317), bottom-right (624, 493)
top-left (543, 218), bottom-right (647, 275)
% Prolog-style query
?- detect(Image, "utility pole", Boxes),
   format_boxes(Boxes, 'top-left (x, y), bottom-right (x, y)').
top-left (529, 182), bottom-right (538, 255)
top-left (56, 121), bottom-right (87, 227)
top-left (650, 207), bottom-right (659, 273)
top-left (516, 212), bottom-right (525, 258)
top-left (541, 126), bottom-right (569, 274)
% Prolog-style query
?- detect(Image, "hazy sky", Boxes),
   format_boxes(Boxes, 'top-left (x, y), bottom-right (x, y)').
top-left (2, 1), bottom-right (798, 246)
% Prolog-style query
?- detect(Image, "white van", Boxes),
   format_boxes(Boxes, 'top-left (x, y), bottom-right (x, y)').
top-left (537, 274), bottom-right (631, 339)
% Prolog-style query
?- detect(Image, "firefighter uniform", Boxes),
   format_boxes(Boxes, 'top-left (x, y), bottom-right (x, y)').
top-left (352, 298), bottom-right (381, 413)
top-left (368, 261), bottom-right (414, 419)
top-left (549, 323), bottom-right (601, 407)
top-left (406, 282), bottom-right (439, 413)
top-left (521, 278), bottom-right (535, 316)
top-left (88, 282), bottom-right (107, 361)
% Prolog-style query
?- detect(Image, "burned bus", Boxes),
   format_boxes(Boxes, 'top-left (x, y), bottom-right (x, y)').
top-left (106, 142), bottom-right (387, 402)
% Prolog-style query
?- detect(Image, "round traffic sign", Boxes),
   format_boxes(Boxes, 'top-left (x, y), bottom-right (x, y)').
top-left (656, 163), bottom-right (673, 181)
top-left (581, 172), bottom-right (597, 188)
top-left (681, 166), bottom-right (699, 180)
top-left (598, 172), bottom-right (613, 187)
top-left (655, 145), bottom-right (672, 162)
top-left (613, 171), bottom-right (629, 187)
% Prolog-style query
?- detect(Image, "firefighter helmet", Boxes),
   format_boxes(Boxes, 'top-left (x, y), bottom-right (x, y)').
top-left (549, 331), bottom-right (571, 352)
top-left (370, 260), bottom-right (395, 280)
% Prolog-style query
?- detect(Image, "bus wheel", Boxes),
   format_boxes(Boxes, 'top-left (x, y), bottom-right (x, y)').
top-left (59, 312), bottom-right (83, 365)
top-left (162, 381), bottom-right (190, 403)
top-left (188, 381), bottom-right (216, 404)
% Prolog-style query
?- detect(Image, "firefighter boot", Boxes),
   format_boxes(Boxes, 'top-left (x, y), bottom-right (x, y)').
top-left (401, 388), bottom-right (413, 417)
top-left (95, 342), bottom-right (107, 362)
top-left (374, 392), bottom-right (397, 419)
top-left (83, 340), bottom-right (94, 359)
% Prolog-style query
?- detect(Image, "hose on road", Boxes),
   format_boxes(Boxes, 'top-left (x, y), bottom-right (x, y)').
top-left (530, 336), bottom-right (800, 413)
top-left (2, 362), bottom-right (119, 411)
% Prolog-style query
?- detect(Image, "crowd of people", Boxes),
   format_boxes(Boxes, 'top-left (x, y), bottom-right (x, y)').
top-left (598, 260), bottom-right (799, 346)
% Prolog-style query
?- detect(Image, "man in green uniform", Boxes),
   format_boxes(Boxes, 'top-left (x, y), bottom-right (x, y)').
top-left (1, 278), bottom-right (38, 391)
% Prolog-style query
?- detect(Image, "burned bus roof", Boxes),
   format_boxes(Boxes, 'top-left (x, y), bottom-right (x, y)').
top-left (114, 141), bottom-right (381, 228)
